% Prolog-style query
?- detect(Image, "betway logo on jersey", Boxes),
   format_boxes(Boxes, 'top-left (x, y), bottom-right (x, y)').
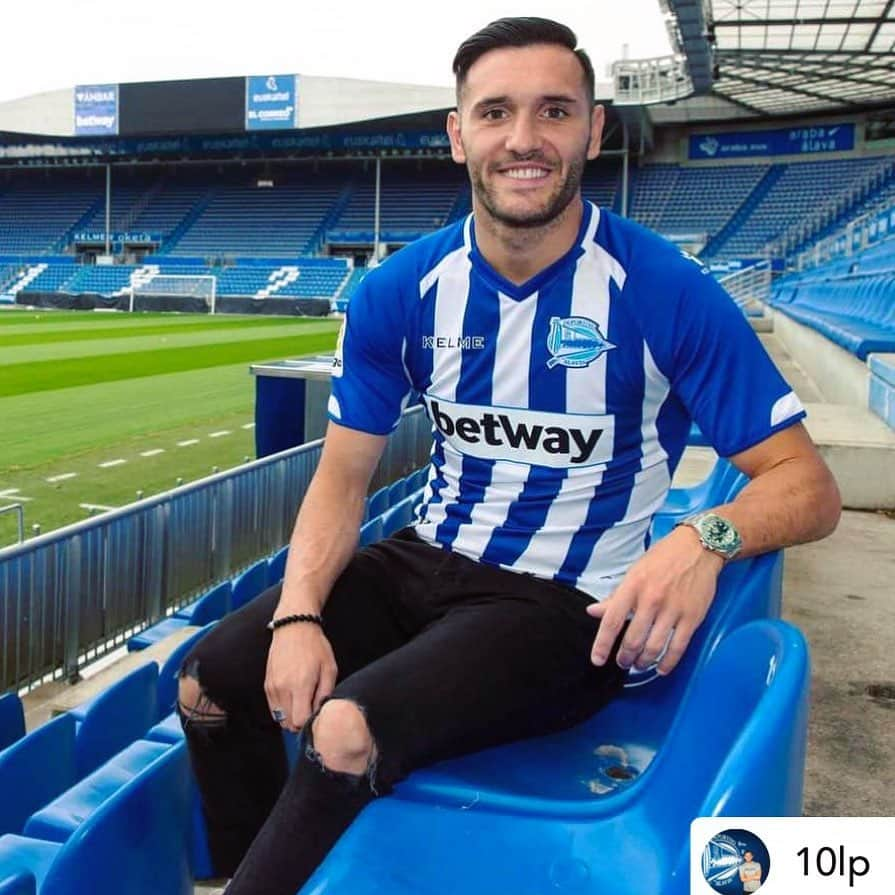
top-left (423, 396), bottom-right (614, 468)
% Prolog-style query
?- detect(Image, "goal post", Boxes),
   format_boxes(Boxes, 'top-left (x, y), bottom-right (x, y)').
top-left (126, 273), bottom-right (218, 315)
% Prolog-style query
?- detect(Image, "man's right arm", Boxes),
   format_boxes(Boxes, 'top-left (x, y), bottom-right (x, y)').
top-left (264, 421), bottom-right (387, 731)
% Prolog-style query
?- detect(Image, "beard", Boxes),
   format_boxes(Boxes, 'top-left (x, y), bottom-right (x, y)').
top-left (468, 150), bottom-right (587, 229)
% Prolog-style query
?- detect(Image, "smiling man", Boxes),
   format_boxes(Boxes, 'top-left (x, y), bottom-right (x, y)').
top-left (178, 18), bottom-right (840, 895)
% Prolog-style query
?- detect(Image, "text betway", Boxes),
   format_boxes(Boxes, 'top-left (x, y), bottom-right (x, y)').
top-left (424, 397), bottom-right (614, 468)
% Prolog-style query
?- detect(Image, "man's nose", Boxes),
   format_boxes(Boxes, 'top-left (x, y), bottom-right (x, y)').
top-left (505, 111), bottom-right (542, 156)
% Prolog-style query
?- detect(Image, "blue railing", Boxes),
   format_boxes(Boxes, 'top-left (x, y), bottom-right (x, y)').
top-left (0, 406), bottom-right (432, 692)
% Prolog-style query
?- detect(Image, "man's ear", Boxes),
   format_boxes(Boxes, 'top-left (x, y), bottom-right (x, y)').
top-left (447, 110), bottom-right (466, 164)
top-left (587, 104), bottom-right (605, 161)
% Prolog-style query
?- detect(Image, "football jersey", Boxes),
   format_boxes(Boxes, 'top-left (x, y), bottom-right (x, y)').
top-left (329, 202), bottom-right (805, 598)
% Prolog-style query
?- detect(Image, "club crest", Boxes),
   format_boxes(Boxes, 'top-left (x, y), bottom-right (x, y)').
top-left (546, 316), bottom-right (615, 369)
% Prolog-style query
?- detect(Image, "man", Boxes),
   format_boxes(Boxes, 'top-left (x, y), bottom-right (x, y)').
top-left (178, 17), bottom-right (840, 895)
top-left (739, 850), bottom-right (763, 891)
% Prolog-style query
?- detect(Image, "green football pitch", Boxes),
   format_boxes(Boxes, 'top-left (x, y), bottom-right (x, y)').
top-left (0, 309), bottom-right (341, 547)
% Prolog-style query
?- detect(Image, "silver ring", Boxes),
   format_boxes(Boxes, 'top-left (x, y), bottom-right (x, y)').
top-left (271, 708), bottom-right (286, 724)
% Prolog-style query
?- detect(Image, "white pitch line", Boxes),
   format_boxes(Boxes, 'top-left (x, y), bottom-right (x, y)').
top-left (177, 439), bottom-right (200, 447)
top-left (241, 423), bottom-right (256, 430)
top-left (0, 488), bottom-right (33, 502)
top-left (208, 430), bottom-right (231, 438)
top-left (80, 503), bottom-right (117, 513)
top-left (98, 459), bottom-right (127, 468)
top-left (140, 449), bottom-right (165, 457)
top-left (46, 473), bottom-right (78, 483)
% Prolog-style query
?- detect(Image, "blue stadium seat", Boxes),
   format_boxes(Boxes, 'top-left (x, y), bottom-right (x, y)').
top-left (173, 581), bottom-right (232, 625)
top-left (127, 616), bottom-right (192, 652)
top-left (23, 739), bottom-right (171, 843)
top-left (69, 663), bottom-right (160, 778)
top-left (229, 559), bottom-right (269, 612)
top-left (303, 617), bottom-right (807, 895)
top-left (385, 479), bottom-right (407, 508)
top-left (0, 695), bottom-right (25, 752)
top-left (380, 495), bottom-right (419, 538)
top-left (267, 546), bottom-right (289, 586)
top-left (0, 740), bottom-right (192, 895)
top-left (0, 715), bottom-right (78, 837)
top-left (364, 486), bottom-right (389, 523)
top-left (358, 517), bottom-right (384, 548)
top-left (0, 870), bottom-right (34, 895)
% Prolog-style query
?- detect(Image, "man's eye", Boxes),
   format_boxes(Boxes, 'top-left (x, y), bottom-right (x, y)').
top-left (482, 108), bottom-right (507, 120)
top-left (544, 107), bottom-right (569, 119)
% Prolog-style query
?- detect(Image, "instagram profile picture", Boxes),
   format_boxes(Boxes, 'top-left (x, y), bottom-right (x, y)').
top-left (701, 828), bottom-right (771, 893)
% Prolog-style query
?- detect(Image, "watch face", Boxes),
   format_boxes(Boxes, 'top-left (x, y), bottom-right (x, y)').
top-left (699, 514), bottom-right (742, 553)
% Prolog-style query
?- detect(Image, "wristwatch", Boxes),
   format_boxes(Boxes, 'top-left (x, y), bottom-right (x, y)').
top-left (677, 512), bottom-right (743, 561)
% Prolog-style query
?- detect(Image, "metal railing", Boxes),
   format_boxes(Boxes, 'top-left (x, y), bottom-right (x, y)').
top-left (718, 260), bottom-right (773, 308)
top-left (0, 406), bottom-right (432, 692)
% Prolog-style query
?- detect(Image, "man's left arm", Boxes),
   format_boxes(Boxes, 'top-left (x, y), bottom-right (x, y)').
top-left (589, 421), bottom-right (840, 674)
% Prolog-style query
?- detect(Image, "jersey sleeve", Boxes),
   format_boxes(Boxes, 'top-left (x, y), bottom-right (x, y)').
top-left (328, 267), bottom-right (413, 435)
top-left (653, 259), bottom-right (805, 457)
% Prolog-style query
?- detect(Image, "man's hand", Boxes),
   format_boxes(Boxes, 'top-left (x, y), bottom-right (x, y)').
top-left (587, 525), bottom-right (724, 676)
top-left (265, 623), bottom-right (338, 732)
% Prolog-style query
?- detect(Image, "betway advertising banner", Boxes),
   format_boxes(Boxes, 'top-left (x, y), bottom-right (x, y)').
top-left (74, 84), bottom-right (119, 136)
top-left (245, 75), bottom-right (298, 130)
top-left (689, 123), bottom-right (854, 160)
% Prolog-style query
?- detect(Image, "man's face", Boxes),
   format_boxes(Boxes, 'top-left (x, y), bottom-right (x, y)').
top-left (744, 852), bottom-right (753, 862)
top-left (447, 43), bottom-right (604, 229)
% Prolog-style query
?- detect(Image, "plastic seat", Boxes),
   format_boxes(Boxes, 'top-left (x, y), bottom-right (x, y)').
top-left (0, 695), bottom-right (25, 752)
top-left (0, 715), bottom-right (78, 836)
top-left (380, 495), bottom-right (419, 538)
top-left (69, 663), bottom-right (160, 778)
top-left (358, 517), bottom-right (384, 548)
top-left (0, 870), bottom-right (35, 895)
top-left (23, 739), bottom-right (171, 842)
top-left (173, 581), bottom-right (232, 625)
top-left (303, 619), bottom-right (808, 895)
top-left (267, 545), bottom-right (289, 585)
top-left (229, 559), bottom-right (270, 612)
top-left (385, 479), bottom-right (407, 508)
top-left (127, 616), bottom-right (192, 652)
top-left (364, 486), bottom-right (389, 523)
top-left (0, 740), bottom-right (192, 895)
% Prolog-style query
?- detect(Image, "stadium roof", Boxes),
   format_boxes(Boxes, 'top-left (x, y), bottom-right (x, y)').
top-left (658, 0), bottom-right (895, 121)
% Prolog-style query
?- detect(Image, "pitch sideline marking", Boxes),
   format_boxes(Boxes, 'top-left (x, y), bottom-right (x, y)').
top-left (140, 449), bottom-right (165, 457)
top-left (98, 459), bottom-right (127, 468)
top-left (241, 423), bottom-right (255, 429)
top-left (0, 488), bottom-right (33, 502)
top-left (208, 430), bottom-right (231, 438)
top-left (177, 439), bottom-right (200, 447)
top-left (79, 502), bottom-right (118, 513)
top-left (46, 473), bottom-right (78, 483)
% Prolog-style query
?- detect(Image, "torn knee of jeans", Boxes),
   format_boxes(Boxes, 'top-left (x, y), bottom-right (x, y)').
top-left (305, 700), bottom-right (381, 795)
top-left (177, 659), bottom-right (227, 728)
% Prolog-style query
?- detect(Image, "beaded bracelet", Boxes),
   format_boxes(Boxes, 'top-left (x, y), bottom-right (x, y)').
top-left (266, 613), bottom-right (324, 631)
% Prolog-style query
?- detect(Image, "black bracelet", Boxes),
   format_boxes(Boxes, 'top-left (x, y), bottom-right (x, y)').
top-left (266, 613), bottom-right (324, 631)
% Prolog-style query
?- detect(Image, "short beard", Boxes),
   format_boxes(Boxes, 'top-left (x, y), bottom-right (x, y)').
top-left (470, 154), bottom-right (586, 230)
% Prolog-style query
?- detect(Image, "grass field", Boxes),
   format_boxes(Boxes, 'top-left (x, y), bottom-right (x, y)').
top-left (0, 309), bottom-right (341, 546)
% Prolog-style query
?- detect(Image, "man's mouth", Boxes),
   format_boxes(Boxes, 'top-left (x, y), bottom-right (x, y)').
top-left (498, 165), bottom-right (553, 181)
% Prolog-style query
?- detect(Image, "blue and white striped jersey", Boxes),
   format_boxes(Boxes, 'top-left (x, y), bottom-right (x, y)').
top-left (329, 202), bottom-right (805, 598)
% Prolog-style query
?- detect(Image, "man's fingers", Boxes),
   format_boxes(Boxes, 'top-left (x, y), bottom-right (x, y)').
top-left (615, 602), bottom-right (662, 670)
top-left (590, 591), bottom-right (633, 665)
top-left (312, 663), bottom-right (337, 714)
top-left (656, 623), bottom-right (695, 676)
top-left (632, 614), bottom-right (677, 671)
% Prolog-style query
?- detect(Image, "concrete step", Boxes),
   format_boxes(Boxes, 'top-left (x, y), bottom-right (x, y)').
top-left (803, 402), bottom-right (895, 510)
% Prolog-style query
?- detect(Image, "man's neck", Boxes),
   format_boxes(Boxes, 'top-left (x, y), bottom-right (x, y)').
top-left (473, 197), bottom-right (584, 286)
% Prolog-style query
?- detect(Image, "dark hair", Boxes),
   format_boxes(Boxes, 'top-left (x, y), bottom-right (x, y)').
top-left (453, 17), bottom-right (595, 106)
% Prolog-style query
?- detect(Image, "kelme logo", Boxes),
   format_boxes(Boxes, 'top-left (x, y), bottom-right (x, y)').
top-left (547, 316), bottom-right (615, 369)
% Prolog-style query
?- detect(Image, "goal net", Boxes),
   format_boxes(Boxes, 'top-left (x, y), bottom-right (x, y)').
top-left (126, 274), bottom-right (217, 314)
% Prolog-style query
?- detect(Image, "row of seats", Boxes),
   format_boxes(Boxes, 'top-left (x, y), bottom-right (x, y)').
top-left (0, 458), bottom-right (799, 894)
top-left (770, 269), bottom-right (895, 359)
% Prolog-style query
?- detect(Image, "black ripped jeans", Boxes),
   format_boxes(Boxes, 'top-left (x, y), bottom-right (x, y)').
top-left (178, 528), bottom-right (627, 895)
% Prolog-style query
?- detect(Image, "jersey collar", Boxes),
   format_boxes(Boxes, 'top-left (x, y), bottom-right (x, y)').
top-left (466, 200), bottom-right (596, 301)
